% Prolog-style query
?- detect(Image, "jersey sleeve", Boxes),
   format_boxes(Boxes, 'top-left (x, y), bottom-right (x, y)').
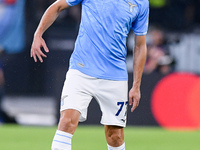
top-left (132, 2), bottom-right (149, 36)
top-left (65, 0), bottom-right (83, 6)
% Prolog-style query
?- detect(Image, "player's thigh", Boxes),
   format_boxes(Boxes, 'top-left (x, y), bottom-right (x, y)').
top-left (60, 69), bottom-right (94, 122)
top-left (96, 80), bottom-right (128, 127)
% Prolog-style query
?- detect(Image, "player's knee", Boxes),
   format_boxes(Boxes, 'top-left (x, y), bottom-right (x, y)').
top-left (111, 134), bottom-right (121, 144)
top-left (60, 117), bottom-right (73, 126)
top-left (58, 117), bottom-right (76, 134)
top-left (107, 131), bottom-right (123, 147)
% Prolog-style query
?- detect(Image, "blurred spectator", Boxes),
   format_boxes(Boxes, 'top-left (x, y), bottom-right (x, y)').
top-left (0, 0), bottom-right (25, 123)
top-left (0, 0), bottom-right (25, 53)
top-left (144, 27), bottom-right (173, 74)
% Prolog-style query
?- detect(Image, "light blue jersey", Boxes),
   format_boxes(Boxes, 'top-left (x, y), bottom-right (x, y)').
top-left (66, 0), bottom-right (149, 80)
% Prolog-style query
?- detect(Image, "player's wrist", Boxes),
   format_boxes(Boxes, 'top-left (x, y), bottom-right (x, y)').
top-left (132, 81), bottom-right (141, 88)
top-left (34, 29), bottom-right (44, 38)
top-left (34, 33), bottom-right (42, 38)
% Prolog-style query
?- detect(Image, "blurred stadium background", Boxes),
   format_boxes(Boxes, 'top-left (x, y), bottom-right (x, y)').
top-left (0, 0), bottom-right (200, 149)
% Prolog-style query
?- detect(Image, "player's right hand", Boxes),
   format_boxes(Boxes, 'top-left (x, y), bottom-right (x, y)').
top-left (129, 86), bottom-right (141, 112)
top-left (30, 35), bottom-right (49, 63)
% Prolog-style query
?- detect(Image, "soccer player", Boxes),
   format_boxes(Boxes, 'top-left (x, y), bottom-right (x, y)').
top-left (30, 0), bottom-right (149, 149)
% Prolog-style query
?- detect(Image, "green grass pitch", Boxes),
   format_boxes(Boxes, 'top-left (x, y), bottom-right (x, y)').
top-left (0, 124), bottom-right (199, 150)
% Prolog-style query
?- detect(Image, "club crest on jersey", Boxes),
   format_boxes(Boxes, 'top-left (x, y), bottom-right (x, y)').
top-left (127, 1), bottom-right (137, 13)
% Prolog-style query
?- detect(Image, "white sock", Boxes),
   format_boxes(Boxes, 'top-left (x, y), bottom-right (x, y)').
top-left (51, 130), bottom-right (73, 150)
top-left (107, 143), bottom-right (125, 150)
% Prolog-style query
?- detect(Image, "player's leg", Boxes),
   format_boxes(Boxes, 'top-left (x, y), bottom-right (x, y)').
top-left (95, 79), bottom-right (128, 150)
top-left (51, 69), bottom-right (95, 150)
top-left (105, 125), bottom-right (125, 150)
top-left (51, 109), bottom-right (80, 150)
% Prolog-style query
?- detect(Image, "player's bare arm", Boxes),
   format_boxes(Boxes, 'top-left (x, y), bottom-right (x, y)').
top-left (129, 35), bottom-right (147, 112)
top-left (30, 0), bottom-right (69, 63)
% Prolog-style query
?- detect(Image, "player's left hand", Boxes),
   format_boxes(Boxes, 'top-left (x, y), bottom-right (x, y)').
top-left (129, 86), bottom-right (141, 112)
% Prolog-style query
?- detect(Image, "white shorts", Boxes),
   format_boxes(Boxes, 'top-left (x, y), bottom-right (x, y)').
top-left (60, 69), bottom-right (128, 127)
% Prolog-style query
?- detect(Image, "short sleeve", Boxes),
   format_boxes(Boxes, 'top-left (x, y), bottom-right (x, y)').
top-left (65, 0), bottom-right (83, 6)
top-left (132, 2), bottom-right (149, 36)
